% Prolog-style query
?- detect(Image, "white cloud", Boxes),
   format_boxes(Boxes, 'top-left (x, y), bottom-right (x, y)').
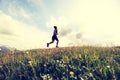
top-left (28, 0), bottom-right (46, 10)
top-left (46, 16), bottom-right (68, 28)
top-left (28, 0), bottom-right (44, 7)
top-left (18, 8), bottom-right (32, 19)
top-left (8, 3), bottom-right (32, 19)
top-left (0, 11), bottom-right (49, 50)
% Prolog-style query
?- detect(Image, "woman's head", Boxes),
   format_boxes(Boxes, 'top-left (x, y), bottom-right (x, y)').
top-left (54, 26), bottom-right (57, 29)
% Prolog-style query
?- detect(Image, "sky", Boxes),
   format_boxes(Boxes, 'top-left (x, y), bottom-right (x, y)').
top-left (0, 0), bottom-right (120, 50)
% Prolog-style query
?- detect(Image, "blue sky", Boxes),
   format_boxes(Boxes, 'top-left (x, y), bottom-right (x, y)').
top-left (0, 0), bottom-right (120, 50)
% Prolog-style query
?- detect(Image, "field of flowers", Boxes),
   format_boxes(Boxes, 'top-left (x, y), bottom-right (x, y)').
top-left (0, 46), bottom-right (120, 80)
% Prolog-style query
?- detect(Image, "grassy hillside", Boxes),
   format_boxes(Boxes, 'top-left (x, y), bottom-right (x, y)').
top-left (0, 46), bottom-right (120, 80)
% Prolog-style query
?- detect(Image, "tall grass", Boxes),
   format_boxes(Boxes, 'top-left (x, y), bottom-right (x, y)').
top-left (0, 46), bottom-right (120, 80)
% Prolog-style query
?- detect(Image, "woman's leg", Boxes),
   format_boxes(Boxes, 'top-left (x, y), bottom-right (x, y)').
top-left (56, 39), bottom-right (59, 47)
top-left (47, 36), bottom-right (54, 47)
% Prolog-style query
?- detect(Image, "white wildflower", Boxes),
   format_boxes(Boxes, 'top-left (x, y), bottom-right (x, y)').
top-left (89, 73), bottom-right (93, 77)
top-left (107, 65), bottom-right (110, 68)
top-left (26, 51), bottom-right (29, 54)
top-left (28, 61), bottom-right (32, 66)
top-left (80, 77), bottom-right (84, 80)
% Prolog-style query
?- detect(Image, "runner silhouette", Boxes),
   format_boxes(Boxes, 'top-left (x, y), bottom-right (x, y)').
top-left (47, 26), bottom-right (59, 48)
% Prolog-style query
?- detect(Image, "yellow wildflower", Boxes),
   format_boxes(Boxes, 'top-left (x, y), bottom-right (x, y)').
top-left (28, 61), bottom-right (32, 66)
top-left (84, 49), bottom-right (88, 54)
top-left (0, 65), bottom-right (2, 68)
top-left (69, 71), bottom-right (74, 76)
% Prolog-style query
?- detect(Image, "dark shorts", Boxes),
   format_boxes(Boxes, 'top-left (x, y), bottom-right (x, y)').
top-left (52, 35), bottom-right (58, 41)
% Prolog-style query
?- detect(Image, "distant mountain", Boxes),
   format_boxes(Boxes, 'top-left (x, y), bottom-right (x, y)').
top-left (0, 46), bottom-right (10, 53)
top-left (0, 46), bottom-right (17, 53)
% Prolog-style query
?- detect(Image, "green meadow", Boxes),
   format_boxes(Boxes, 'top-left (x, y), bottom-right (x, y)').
top-left (0, 46), bottom-right (120, 80)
